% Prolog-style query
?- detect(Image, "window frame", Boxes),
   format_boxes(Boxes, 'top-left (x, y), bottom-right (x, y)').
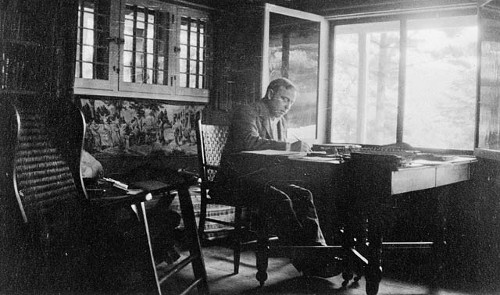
top-left (328, 7), bottom-right (479, 152)
top-left (261, 4), bottom-right (329, 142)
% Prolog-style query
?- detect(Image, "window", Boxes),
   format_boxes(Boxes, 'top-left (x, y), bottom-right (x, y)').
top-left (332, 21), bottom-right (400, 145)
top-left (262, 4), bottom-right (328, 143)
top-left (268, 14), bottom-right (320, 142)
top-left (332, 14), bottom-right (478, 150)
top-left (74, 0), bottom-right (211, 102)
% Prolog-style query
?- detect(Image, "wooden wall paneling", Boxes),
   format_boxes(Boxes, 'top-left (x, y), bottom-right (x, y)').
top-left (53, 0), bottom-right (79, 100)
top-left (0, 0), bottom-right (78, 98)
top-left (204, 4), bottom-right (264, 125)
top-left (462, 158), bottom-right (500, 286)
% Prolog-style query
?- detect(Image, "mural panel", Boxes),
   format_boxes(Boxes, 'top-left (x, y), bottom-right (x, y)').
top-left (81, 99), bottom-right (203, 157)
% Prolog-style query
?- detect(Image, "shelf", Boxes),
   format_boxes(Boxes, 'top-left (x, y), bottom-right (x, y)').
top-left (0, 39), bottom-right (41, 47)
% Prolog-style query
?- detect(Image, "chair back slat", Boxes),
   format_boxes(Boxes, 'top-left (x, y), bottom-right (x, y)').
top-left (196, 120), bottom-right (229, 182)
top-left (2, 98), bottom-right (88, 264)
top-left (14, 108), bottom-right (81, 224)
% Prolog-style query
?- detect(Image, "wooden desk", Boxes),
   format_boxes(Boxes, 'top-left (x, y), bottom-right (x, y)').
top-left (237, 150), bottom-right (476, 295)
top-left (346, 156), bottom-right (475, 295)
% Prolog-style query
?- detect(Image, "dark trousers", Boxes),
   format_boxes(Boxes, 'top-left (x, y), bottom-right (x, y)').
top-left (239, 178), bottom-right (326, 247)
top-left (214, 159), bottom-right (327, 247)
top-left (264, 181), bottom-right (326, 246)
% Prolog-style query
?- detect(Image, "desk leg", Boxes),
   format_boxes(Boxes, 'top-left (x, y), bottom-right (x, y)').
top-left (429, 186), bottom-right (451, 290)
top-left (365, 213), bottom-right (382, 295)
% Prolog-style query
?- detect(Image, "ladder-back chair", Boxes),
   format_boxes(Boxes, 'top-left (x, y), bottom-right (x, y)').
top-left (196, 118), bottom-right (253, 274)
top-left (195, 117), bottom-right (344, 287)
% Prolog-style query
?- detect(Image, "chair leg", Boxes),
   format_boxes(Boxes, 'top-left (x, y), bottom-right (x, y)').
top-left (255, 214), bottom-right (269, 286)
top-left (198, 193), bottom-right (208, 241)
top-left (233, 206), bottom-right (243, 274)
top-left (139, 202), bottom-right (163, 295)
top-left (178, 187), bottom-right (210, 294)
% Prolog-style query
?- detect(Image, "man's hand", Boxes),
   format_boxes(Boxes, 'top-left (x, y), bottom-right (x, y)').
top-left (290, 140), bottom-right (311, 152)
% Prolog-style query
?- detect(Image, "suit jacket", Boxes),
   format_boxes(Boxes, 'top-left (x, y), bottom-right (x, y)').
top-left (212, 99), bottom-right (290, 203)
top-left (223, 99), bottom-right (288, 154)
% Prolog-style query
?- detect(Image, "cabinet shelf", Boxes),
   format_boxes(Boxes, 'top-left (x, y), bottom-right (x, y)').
top-left (0, 39), bottom-right (41, 48)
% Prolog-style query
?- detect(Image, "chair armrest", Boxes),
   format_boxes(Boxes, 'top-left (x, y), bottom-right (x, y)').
top-left (176, 169), bottom-right (200, 187)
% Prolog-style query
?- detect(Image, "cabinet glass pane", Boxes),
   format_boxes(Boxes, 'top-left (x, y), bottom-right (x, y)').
top-left (75, 0), bottom-right (110, 80)
top-left (121, 3), bottom-right (171, 85)
top-left (179, 15), bottom-right (210, 90)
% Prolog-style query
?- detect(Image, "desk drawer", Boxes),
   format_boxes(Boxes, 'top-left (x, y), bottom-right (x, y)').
top-left (436, 163), bottom-right (470, 186)
top-left (391, 168), bottom-right (435, 195)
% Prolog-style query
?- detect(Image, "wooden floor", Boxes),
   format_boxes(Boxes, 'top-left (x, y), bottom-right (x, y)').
top-left (159, 245), bottom-right (500, 295)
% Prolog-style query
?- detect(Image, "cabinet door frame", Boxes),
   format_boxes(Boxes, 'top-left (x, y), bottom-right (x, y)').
top-left (117, 0), bottom-right (177, 98)
top-left (174, 6), bottom-right (211, 98)
top-left (74, 0), bottom-right (121, 95)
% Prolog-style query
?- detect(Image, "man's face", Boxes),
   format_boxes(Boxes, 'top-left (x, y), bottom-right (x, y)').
top-left (267, 86), bottom-right (297, 118)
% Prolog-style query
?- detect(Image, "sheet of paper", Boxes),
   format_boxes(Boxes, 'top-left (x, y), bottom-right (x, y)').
top-left (240, 150), bottom-right (303, 156)
top-left (292, 156), bottom-right (341, 163)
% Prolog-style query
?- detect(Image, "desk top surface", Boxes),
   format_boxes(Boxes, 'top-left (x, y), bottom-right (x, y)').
top-left (239, 149), bottom-right (476, 168)
top-left (238, 150), bottom-right (477, 195)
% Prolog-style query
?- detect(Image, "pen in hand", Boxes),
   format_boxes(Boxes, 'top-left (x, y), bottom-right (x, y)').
top-left (290, 134), bottom-right (311, 152)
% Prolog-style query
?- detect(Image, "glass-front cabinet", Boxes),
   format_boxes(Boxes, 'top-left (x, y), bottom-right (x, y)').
top-left (74, 0), bottom-right (211, 103)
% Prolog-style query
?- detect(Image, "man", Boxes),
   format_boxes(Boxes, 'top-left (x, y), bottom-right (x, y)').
top-left (213, 78), bottom-right (341, 277)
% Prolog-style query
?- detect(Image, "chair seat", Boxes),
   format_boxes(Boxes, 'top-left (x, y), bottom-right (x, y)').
top-left (204, 182), bottom-right (252, 208)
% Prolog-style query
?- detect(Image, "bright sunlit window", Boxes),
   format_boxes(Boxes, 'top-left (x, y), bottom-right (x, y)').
top-left (332, 15), bottom-right (477, 150)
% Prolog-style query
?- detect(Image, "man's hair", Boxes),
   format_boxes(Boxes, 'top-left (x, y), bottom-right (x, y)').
top-left (265, 78), bottom-right (297, 97)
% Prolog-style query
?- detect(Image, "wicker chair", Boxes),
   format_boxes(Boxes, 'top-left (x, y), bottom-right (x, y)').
top-left (0, 96), bottom-right (92, 292)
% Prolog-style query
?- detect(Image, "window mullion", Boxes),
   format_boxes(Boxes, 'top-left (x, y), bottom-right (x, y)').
top-left (131, 6), bottom-right (137, 83)
top-left (77, 0), bottom-right (84, 78)
top-left (357, 32), bottom-right (368, 143)
top-left (143, 7), bottom-right (148, 83)
top-left (282, 30), bottom-right (290, 78)
top-left (186, 17), bottom-right (191, 88)
top-left (396, 19), bottom-right (407, 143)
top-left (153, 10), bottom-right (159, 84)
top-left (196, 18), bottom-right (200, 88)
top-left (92, 0), bottom-right (99, 79)
top-left (166, 11), bottom-right (171, 86)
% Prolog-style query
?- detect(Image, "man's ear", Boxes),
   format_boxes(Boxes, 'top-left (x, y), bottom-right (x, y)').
top-left (266, 89), bottom-right (274, 100)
